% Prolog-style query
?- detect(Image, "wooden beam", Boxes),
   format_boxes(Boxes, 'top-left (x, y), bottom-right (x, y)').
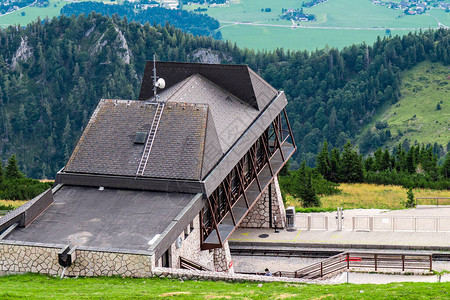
top-left (221, 181), bottom-right (236, 225)
top-left (248, 146), bottom-right (262, 192)
top-left (282, 108), bottom-right (296, 149)
top-left (206, 195), bottom-right (222, 245)
top-left (272, 116), bottom-right (285, 161)
top-left (236, 161), bottom-right (250, 208)
top-left (261, 135), bottom-right (274, 177)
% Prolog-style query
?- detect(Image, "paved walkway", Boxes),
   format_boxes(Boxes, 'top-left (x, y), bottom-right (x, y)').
top-left (230, 208), bottom-right (450, 250)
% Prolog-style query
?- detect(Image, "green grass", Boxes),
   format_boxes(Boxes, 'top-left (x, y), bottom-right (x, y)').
top-left (361, 61), bottom-right (450, 147)
top-left (285, 183), bottom-right (450, 210)
top-left (186, 0), bottom-right (449, 50)
top-left (0, 0), bottom-right (122, 28)
top-left (0, 0), bottom-right (66, 27)
top-left (0, 273), bottom-right (449, 299)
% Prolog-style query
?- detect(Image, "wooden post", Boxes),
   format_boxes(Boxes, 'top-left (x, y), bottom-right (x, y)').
top-left (320, 262), bottom-right (323, 277)
top-left (430, 255), bottom-right (433, 271)
top-left (347, 253), bottom-right (350, 269)
top-left (374, 254), bottom-right (377, 271)
top-left (402, 254), bottom-right (405, 271)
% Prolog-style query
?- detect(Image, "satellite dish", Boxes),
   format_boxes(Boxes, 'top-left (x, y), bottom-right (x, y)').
top-left (155, 78), bottom-right (166, 89)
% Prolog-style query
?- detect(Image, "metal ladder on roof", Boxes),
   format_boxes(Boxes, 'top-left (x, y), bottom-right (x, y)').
top-left (136, 102), bottom-right (165, 177)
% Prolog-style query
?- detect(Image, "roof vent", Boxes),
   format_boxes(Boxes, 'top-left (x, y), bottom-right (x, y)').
top-left (134, 131), bottom-right (148, 144)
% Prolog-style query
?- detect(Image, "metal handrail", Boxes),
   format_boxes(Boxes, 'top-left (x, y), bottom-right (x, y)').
top-left (272, 251), bottom-right (433, 279)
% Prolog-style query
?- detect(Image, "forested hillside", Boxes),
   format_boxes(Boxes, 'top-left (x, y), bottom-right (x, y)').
top-left (0, 13), bottom-right (448, 177)
top-left (61, 2), bottom-right (222, 39)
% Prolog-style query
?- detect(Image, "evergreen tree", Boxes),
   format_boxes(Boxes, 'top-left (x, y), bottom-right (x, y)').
top-left (406, 148), bottom-right (415, 174)
top-left (293, 161), bottom-right (320, 207)
top-left (340, 141), bottom-right (364, 183)
top-left (302, 172), bottom-right (320, 207)
top-left (316, 140), bottom-right (331, 180)
top-left (329, 148), bottom-right (341, 182)
top-left (5, 154), bottom-right (23, 179)
top-left (442, 153), bottom-right (450, 179)
top-left (405, 187), bottom-right (415, 208)
top-left (0, 161), bottom-right (3, 184)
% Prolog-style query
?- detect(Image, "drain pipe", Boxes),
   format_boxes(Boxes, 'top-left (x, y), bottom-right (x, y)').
top-left (58, 244), bottom-right (77, 278)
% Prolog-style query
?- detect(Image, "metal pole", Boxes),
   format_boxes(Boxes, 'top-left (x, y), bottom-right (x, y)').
top-left (153, 53), bottom-right (157, 100)
top-left (374, 254), bottom-right (377, 271)
top-left (402, 254), bottom-right (405, 271)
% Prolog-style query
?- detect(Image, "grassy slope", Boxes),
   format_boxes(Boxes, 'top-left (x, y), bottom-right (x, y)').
top-left (187, 0), bottom-right (448, 50)
top-left (285, 183), bottom-right (450, 210)
top-left (360, 61), bottom-right (450, 148)
top-left (0, 274), bottom-right (449, 299)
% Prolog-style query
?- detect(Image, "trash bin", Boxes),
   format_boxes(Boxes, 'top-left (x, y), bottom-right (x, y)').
top-left (286, 206), bottom-right (295, 229)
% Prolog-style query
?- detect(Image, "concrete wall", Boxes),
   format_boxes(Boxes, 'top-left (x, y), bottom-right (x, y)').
top-left (0, 241), bottom-right (153, 278)
top-left (240, 177), bottom-right (286, 228)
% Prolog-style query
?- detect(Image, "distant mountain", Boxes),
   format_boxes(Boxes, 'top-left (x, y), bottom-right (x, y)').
top-left (357, 61), bottom-right (449, 158)
top-left (0, 13), bottom-right (448, 177)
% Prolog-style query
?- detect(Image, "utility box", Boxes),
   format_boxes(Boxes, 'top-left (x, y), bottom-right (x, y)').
top-left (58, 244), bottom-right (77, 268)
top-left (286, 206), bottom-right (296, 229)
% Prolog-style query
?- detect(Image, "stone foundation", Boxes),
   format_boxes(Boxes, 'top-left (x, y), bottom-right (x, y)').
top-left (0, 242), bottom-right (153, 278)
top-left (213, 241), bottom-right (234, 273)
top-left (240, 177), bottom-right (286, 228)
top-left (168, 215), bottom-right (214, 270)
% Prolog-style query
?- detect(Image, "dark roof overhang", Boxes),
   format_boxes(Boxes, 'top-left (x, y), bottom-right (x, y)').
top-left (139, 62), bottom-right (261, 110)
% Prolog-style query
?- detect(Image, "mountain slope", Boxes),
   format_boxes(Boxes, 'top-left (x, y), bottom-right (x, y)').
top-left (358, 61), bottom-right (450, 153)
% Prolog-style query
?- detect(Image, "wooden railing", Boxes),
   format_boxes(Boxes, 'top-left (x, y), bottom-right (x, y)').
top-left (179, 257), bottom-right (211, 272)
top-left (416, 197), bottom-right (450, 206)
top-left (272, 252), bottom-right (432, 279)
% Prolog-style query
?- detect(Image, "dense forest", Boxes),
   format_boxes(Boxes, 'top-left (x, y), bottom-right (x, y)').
top-left (0, 13), bottom-right (448, 178)
top-left (0, 155), bottom-right (52, 202)
top-left (61, 2), bottom-right (222, 39)
top-left (280, 141), bottom-right (450, 207)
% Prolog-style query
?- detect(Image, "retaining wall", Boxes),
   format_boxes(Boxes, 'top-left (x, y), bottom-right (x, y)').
top-left (0, 241), bottom-right (153, 278)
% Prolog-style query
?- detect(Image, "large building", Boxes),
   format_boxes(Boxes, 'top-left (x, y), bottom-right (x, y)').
top-left (0, 62), bottom-right (295, 276)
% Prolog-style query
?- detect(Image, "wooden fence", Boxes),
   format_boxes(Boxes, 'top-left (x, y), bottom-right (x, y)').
top-left (273, 251), bottom-right (432, 279)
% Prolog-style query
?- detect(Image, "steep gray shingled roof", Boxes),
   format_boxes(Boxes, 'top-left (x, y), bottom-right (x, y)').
top-left (63, 62), bottom-right (283, 184)
top-left (64, 100), bottom-right (223, 180)
top-left (138, 61), bottom-right (278, 111)
top-left (65, 100), bottom-right (155, 176)
top-left (165, 74), bottom-right (260, 152)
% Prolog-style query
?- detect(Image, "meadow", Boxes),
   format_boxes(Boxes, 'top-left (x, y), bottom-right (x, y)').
top-left (363, 61), bottom-right (450, 147)
top-left (0, 0), bottom-right (120, 28)
top-left (187, 0), bottom-right (450, 50)
top-left (285, 183), bottom-right (450, 210)
top-left (0, 273), bottom-right (449, 299)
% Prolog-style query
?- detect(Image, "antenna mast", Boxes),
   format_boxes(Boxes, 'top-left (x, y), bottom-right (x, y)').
top-left (153, 53), bottom-right (157, 100)
top-left (152, 53), bottom-right (166, 101)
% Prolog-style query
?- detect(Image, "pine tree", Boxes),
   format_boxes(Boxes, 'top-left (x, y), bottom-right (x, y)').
top-left (5, 154), bottom-right (23, 179)
top-left (340, 141), bottom-right (364, 183)
top-left (442, 153), bottom-right (450, 179)
top-left (302, 172), bottom-right (320, 207)
top-left (406, 148), bottom-right (415, 174)
top-left (316, 140), bottom-right (331, 180)
top-left (0, 161), bottom-right (3, 185)
top-left (329, 148), bottom-right (341, 182)
top-left (293, 161), bottom-right (320, 208)
top-left (405, 188), bottom-right (415, 208)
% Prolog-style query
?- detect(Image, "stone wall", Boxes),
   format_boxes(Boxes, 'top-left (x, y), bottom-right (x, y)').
top-left (240, 177), bottom-right (286, 228)
top-left (0, 241), bottom-right (153, 278)
top-left (152, 267), bottom-right (318, 283)
top-left (168, 215), bottom-right (214, 270)
top-left (213, 241), bottom-right (234, 273)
